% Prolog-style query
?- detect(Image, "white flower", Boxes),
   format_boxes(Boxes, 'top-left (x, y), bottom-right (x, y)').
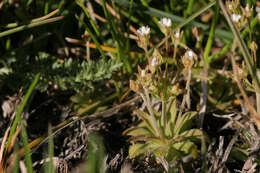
top-left (137, 26), bottom-right (150, 36)
top-left (231, 14), bottom-right (242, 23)
top-left (175, 31), bottom-right (180, 38)
top-left (245, 4), bottom-right (250, 12)
top-left (256, 6), bottom-right (260, 13)
top-left (141, 70), bottom-right (146, 77)
top-left (159, 18), bottom-right (172, 27)
top-left (228, 4), bottom-right (233, 10)
top-left (185, 50), bottom-right (196, 60)
top-left (151, 57), bottom-right (159, 67)
top-left (258, 13), bottom-right (260, 21)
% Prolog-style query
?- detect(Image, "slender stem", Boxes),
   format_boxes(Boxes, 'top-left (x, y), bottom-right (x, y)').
top-left (162, 100), bottom-right (166, 129)
top-left (144, 45), bottom-right (149, 59)
top-left (230, 52), bottom-right (260, 131)
top-left (257, 70), bottom-right (260, 116)
top-left (5, 9), bottom-right (59, 28)
top-left (165, 34), bottom-right (169, 78)
top-left (0, 16), bottom-right (64, 38)
top-left (142, 89), bottom-right (163, 138)
top-left (247, 18), bottom-right (252, 43)
top-left (199, 59), bottom-right (208, 128)
top-left (179, 67), bottom-right (192, 117)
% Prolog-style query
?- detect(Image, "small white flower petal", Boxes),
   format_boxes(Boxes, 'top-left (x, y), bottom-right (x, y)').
top-left (175, 31), bottom-right (180, 38)
top-left (245, 4), bottom-right (250, 12)
top-left (228, 4), bottom-right (233, 10)
top-left (141, 70), bottom-right (146, 77)
top-left (151, 57), bottom-right (159, 67)
top-left (159, 18), bottom-right (172, 27)
top-left (137, 26), bottom-right (151, 36)
top-left (231, 14), bottom-right (242, 23)
top-left (185, 50), bottom-right (196, 60)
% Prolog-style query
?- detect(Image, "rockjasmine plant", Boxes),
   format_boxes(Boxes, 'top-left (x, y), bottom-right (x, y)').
top-left (125, 19), bottom-right (204, 172)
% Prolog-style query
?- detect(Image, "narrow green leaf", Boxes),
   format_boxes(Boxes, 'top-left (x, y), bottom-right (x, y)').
top-left (21, 121), bottom-right (33, 173)
top-left (6, 74), bottom-right (40, 153)
top-left (175, 129), bottom-right (203, 142)
top-left (47, 124), bottom-right (54, 173)
top-left (123, 123), bottom-right (155, 137)
top-left (76, 0), bottom-right (101, 37)
top-left (0, 17), bottom-right (64, 38)
top-left (135, 109), bottom-right (158, 137)
top-left (174, 111), bottom-right (198, 134)
top-left (114, 0), bottom-right (233, 40)
top-left (129, 143), bottom-right (148, 159)
top-left (75, 15), bottom-right (106, 59)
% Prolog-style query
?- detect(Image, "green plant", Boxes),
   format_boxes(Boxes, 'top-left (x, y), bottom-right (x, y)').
top-left (0, 52), bottom-right (122, 93)
top-left (124, 100), bottom-right (203, 171)
top-left (124, 18), bottom-right (204, 172)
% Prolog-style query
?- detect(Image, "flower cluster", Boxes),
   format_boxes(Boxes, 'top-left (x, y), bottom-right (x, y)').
top-left (225, 1), bottom-right (260, 28)
top-left (132, 18), bottom-right (199, 101)
top-left (182, 50), bottom-right (197, 68)
top-left (159, 17), bottom-right (172, 35)
top-left (137, 26), bottom-right (151, 51)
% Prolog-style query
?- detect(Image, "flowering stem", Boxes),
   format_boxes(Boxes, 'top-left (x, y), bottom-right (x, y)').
top-left (179, 67), bottom-right (192, 117)
top-left (141, 89), bottom-right (163, 138)
top-left (162, 100), bottom-right (167, 130)
top-left (144, 46), bottom-right (149, 60)
top-left (165, 34), bottom-right (169, 78)
top-left (247, 18), bottom-right (252, 43)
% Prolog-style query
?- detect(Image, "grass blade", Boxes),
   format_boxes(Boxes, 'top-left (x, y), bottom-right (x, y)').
top-left (0, 16), bottom-right (64, 38)
top-left (75, 14), bottom-right (106, 59)
top-left (5, 74), bottom-right (40, 154)
top-left (76, 0), bottom-right (101, 37)
top-left (20, 121), bottom-right (33, 173)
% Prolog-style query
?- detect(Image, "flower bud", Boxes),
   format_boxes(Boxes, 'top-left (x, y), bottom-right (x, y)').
top-left (137, 26), bottom-right (150, 50)
top-left (241, 3), bottom-right (253, 19)
top-left (182, 50), bottom-right (197, 68)
top-left (159, 18), bottom-right (172, 35)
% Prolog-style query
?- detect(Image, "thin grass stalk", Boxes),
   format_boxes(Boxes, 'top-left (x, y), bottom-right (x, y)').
top-left (75, 15), bottom-right (106, 59)
top-left (100, 0), bottom-right (119, 46)
top-left (184, 0), bottom-right (195, 18)
top-left (204, 2), bottom-right (219, 63)
top-left (100, 0), bottom-right (132, 73)
top-left (5, 9), bottom-right (59, 28)
top-left (47, 124), bottom-right (54, 173)
top-left (76, 0), bottom-right (101, 37)
top-left (8, 127), bottom-right (21, 154)
top-left (0, 127), bottom-right (10, 165)
top-left (20, 121), bottom-right (33, 173)
top-left (0, 16), bottom-right (64, 38)
top-left (5, 74), bottom-right (40, 154)
top-left (12, 143), bottom-right (19, 173)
